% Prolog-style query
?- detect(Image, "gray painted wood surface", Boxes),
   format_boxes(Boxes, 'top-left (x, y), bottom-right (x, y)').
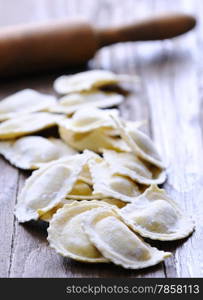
top-left (0, 0), bottom-right (203, 277)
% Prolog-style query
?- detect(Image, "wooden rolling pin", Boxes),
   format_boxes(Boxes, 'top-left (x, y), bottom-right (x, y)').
top-left (0, 14), bottom-right (196, 77)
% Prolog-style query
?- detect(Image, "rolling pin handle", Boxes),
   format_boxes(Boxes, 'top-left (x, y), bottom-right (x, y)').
top-left (96, 14), bottom-right (197, 47)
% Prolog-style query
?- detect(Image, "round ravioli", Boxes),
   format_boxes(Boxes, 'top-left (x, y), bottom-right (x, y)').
top-left (119, 185), bottom-right (195, 240)
top-left (48, 91), bottom-right (123, 115)
top-left (47, 201), bottom-right (111, 262)
top-left (0, 112), bottom-right (63, 139)
top-left (0, 136), bottom-right (77, 170)
top-left (112, 116), bottom-right (165, 169)
top-left (53, 70), bottom-right (120, 94)
top-left (0, 89), bottom-right (56, 121)
top-left (103, 150), bottom-right (166, 185)
top-left (89, 159), bottom-right (145, 202)
top-left (82, 207), bottom-right (171, 269)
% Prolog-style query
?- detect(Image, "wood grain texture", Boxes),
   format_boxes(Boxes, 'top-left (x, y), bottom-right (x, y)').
top-left (0, 0), bottom-right (202, 277)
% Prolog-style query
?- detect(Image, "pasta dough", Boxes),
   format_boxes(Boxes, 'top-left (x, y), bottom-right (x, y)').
top-left (103, 150), bottom-right (166, 185)
top-left (53, 70), bottom-right (120, 94)
top-left (101, 198), bottom-right (126, 209)
top-left (47, 201), bottom-right (111, 262)
top-left (0, 89), bottom-right (56, 121)
top-left (59, 107), bottom-right (119, 133)
top-left (39, 198), bottom-right (126, 222)
top-left (48, 91), bottom-right (124, 114)
top-left (59, 126), bottom-right (130, 153)
top-left (0, 112), bottom-right (63, 139)
top-left (78, 163), bottom-right (93, 185)
top-left (89, 159), bottom-right (144, 202)
top-left (66, 179), bottom-right (95, 200)
top-left (0, 136), bottom-right (77, 170)
top-left (58, 108), bottom-right (132, 153)
top-left (83, 207), bottom-right (171, 269)
top-left (15, 152), bottom-right (91, 222)
top-left (39, 199), bottom-right (70, 222)
top-left (0, 71), bottom-right (193, 271)
top-left (120, 185), bottom-right (195, 240)
top-left (112, 116), bottom-right (165, 169)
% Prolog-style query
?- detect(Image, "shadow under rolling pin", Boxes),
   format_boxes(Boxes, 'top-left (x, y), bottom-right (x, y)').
top-left (0, 14), bottom-right (196, 77)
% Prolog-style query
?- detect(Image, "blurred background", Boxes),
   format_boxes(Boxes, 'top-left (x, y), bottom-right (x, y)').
top-left (0, 0), bottom-right (198, 27)
top-left (0, 0), bottom-right (200, 134)
top-left (0, 0), bottom-right (199, 78)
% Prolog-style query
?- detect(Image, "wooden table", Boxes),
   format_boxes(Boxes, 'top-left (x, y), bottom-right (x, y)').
top-left (0, 0), bottom-right (203, 278)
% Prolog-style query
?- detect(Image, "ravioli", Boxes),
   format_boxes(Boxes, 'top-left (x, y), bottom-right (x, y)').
top-left (106, 119), bottom-right (146, 137)
top-left (101, 198), bottom-right (127, 209)
top-left (78, 163), bottom-right (93, 185)
top-left (40, 197), bottom-right (125, 222)
top-left (58, 108), bottom-right (131, 153)
top-left (59, 126), bottom-right (130, 153)
top-left (82, 207), bottom-right (171, 269)
top-left (47, 201), bottom-right (111, 262)
top-left (0, 112), bottom-right (63, 139)
top-left (112, 116), bottom-right (165, 169)
top-left (103, 150), bottom-right (166, 185)
top-left (0, 89), bottom-right (56, 121)
top-left (48, 91), bottom-right (124, 114)
top-left (89, 159), bottom-right (144, 202)
top-left (66, 179), bottom-right (95, 200)
top-left (0, 136), bottom-right (77, 170)
top-left (59, 107), bottom-right (119, 133)
top-left (15, 152), bottom-right (91, 222)
top-left (39, 199), bottom-right (70, 222)
top-left (53, 70), bottom-right (120, 94)
top-left (119, 185), bottom-right (195, 240)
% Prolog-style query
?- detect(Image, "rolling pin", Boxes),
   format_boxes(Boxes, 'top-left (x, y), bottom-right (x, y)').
top-left (0, 13), bottom-right (196, 77)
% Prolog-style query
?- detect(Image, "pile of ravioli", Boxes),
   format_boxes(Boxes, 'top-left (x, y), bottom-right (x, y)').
top-left (0, 70), bottom-right (194, 270)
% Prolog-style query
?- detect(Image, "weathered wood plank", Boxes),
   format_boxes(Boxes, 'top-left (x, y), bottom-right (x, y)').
top-left (0, 0), bottom-right (202, 278)
top-left (0, 160), bottom-right (19, 277)
top-left (135, 0), bottom-right (203, 277)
